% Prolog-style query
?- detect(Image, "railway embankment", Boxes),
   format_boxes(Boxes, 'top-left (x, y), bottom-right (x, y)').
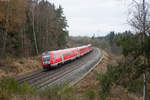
top-left (15, 47), bottom-right (102, 90)
top-left (74, 50), bottom-right (117, 100)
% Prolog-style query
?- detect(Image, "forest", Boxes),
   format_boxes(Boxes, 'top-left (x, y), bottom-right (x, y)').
top-left (0, 0), bottom-right (68, 58)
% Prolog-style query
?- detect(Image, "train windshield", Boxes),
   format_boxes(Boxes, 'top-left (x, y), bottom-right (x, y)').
top-left (43, 55), bottom-right (50, 63)
top-left (42, 52), bottom-right (51, 63)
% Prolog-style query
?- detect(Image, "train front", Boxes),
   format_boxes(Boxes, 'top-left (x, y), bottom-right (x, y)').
top-left (41, 51), bottom-right (51, 69)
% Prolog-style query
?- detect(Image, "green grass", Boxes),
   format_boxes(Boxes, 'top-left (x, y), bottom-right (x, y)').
top-left (85, 89), bottom-right (95, 100)
top-left (61, 86), bottom-right (76, 100)
top-left (0, 78), bottom-right (99, 100)
top-left (40, 84), bottom-right (77, 100)
top-left (0, 78), bottom-right (77, 100)
top-left (0, 77), bottom-right (37, 100)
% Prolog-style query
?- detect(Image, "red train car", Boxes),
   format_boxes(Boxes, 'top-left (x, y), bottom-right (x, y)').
top-left (41, 44), bottom-right (92, 69)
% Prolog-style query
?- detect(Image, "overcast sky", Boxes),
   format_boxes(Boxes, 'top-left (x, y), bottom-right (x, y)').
top-left (50, 0), bottom-right (132, 37)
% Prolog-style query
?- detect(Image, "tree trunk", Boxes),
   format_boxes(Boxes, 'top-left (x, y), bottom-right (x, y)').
top-left (143, 73), bottom-right (147, 100)
top-left (32, 8), bottom-right (39, 55)
top-left (142, 0), bottom-right (147, 100)
top-left (1, 0), bottom-right (9, 58)
top-left (1, 29), bottom-right (8, 58)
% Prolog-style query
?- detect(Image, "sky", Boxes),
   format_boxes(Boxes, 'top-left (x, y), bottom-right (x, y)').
top-left (50, 0), bottom-right (132, 37)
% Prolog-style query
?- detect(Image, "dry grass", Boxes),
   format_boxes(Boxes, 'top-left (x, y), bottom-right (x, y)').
top-left (74, 51), bottom-right (141, 100)
top-left (0, 78), bottom-right (77, 100)
top-left (0, 56), bottom-right (42, 78)
top-left (74, 50), bottom-right (116, 100)
top-left (11, 94), bottom-right (49, 100)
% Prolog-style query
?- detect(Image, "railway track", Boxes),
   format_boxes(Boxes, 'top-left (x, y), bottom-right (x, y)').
top-left (15, 47), bottom-right (101, 89)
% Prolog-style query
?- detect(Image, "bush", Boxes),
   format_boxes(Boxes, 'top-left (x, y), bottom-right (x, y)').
top-left (0, 78), bottom-right (37, 100)
top-left (96, 65), bottom-right (121, 100)
top-left (40, 84), bottom-right (76, 100)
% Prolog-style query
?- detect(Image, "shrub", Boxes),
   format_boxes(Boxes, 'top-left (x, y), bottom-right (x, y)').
top-left (85, 89), bottom-right (95, 100)
top-left (40, 84), bottom-right (77, 100)
top-left (96, 65), bottom-right (120, 100)
top-left (0, 77), bottom-right (37, 99)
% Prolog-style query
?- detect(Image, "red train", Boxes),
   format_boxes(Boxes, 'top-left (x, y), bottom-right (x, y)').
top-left (41, 44), bottom-right (92, 69)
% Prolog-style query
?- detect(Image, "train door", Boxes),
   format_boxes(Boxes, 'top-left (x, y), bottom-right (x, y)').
top-left (55, 53), bottom-right (58, 63)
top-left (77, 48), bottom-right (80, 57)
top-left (52, 53), bottom-right (57, 65)
top-left (61, 53), bottom-right (64, 64)
top-left (56, 53), bottom-right (62, 64)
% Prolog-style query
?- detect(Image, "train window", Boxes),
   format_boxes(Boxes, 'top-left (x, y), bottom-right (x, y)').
top-left (56, 54), bottom-right (60, 59)
top-left (80, 48), bottom-right (86, 51)
top-left (53, 55), bottom-right (55, 59)
top-left (43, 55), bottom-right (50, 63)
top-left (56, 54), bottom-right (61, 59)
top-left (59, 55), bottom-right (61, 58)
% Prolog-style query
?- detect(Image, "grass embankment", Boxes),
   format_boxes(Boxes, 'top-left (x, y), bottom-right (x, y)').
top-left (0, 78), bottom-right (78, 100)
top-left (74, 51), bottom-right (116, 100)
top-left (0, 56), bottom-right (42, 78)
top-left (74, 51), bottom-right (141, 100)
top-left (0, 78), bottom-right (36, 100)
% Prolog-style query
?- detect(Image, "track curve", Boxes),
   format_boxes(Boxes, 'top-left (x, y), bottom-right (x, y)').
top-left (15, 47), bottom-right (102, 90)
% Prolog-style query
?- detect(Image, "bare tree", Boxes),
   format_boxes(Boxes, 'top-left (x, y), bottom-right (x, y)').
top-left (129, 0), bottom-right (150, 100)
top-left (1, 0), bottom-right (9, 58)
top-left (32, 0), bottom-right (39, 55)
top-left (129, 0), bottom-right (150, 36)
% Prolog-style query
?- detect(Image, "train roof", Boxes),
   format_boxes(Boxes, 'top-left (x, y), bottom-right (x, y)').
top-left (42, 51), bottom-right (51, 55)
top-left (42, 44), bottom-right (91, 54)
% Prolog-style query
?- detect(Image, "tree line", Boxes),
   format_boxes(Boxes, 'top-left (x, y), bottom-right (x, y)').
top-left (0, 0), bottom-right (68, 58)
